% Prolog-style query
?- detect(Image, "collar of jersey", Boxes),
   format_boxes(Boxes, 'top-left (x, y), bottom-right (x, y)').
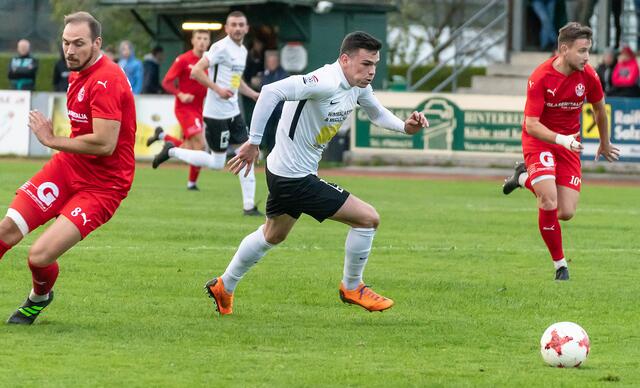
top-left (332, 61), bottom-right (352, 90)
top-left (78, 54), bottom-right (105, 77)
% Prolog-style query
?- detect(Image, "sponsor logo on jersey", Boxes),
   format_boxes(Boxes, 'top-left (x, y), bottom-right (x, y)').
top-left (78, 86), bottom-right (85, 102)
top-left (97, 80), bottom-right (108, 89)
top-left (575, 83), bottom-right (585, 97)
top-left (546, 88), bottom-right (557, 96)
top-left (528, 80), bottom-right (534, 88)
top-left (68, 109), bottom-right (89, 123)
top-left (303, 75), bottom-right (318, 86)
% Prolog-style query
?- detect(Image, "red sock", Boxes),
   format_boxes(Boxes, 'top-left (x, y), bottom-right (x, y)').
top-left (0, 239), bottom-right (10, 260)
top-left (538, 208), bottom-right (564, 261)
top-left (163, 134), bottom-right (183, 147)
top-left (189, 166), bottom-right (201, 184)
top-left (28, 260), bottom-right (59, 296)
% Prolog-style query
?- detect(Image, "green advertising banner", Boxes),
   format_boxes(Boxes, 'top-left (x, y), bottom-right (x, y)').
top-left (354, 97), bottom-right (523, 153)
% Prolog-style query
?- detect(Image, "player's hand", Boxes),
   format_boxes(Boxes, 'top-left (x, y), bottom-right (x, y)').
top-left (28, 110), bottom-right (55, 147)
top-left (595, 142), bottom-right (620, 162)
top-left (177, 92), bottom-right (194, 103)
top-left (215, 86), bottom-right (234, 99)
top-left (404, 111), bottom-right (429, 135)
top-left (227, 141), bottom-right (260, 177)
top-left (555, 133), bottom-right (583, 152)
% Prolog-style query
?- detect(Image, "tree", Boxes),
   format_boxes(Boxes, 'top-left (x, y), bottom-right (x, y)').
top-left (388, 0), bottom-right (466, 65)
top-left (50, 0), bottom-right (154, 57)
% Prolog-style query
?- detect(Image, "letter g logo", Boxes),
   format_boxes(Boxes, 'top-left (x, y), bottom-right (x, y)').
top-left (37, 182), bottom-right (59, 207)
top-left (539, 152), bottom-right (555, 167)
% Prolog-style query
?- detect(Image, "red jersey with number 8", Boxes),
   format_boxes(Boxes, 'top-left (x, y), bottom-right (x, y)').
top-left (61, 55), bottom-right (137, 192)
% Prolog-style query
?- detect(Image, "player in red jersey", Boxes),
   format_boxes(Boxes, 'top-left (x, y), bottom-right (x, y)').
top-left (146, 30), bottom-right (210, 190)
top-left (502, 23), bottom-right (619, 280)
top-left (0, 12), bottom-right (137, 324)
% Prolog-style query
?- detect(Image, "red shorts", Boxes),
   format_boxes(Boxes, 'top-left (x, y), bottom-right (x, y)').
top-left (8, 157), bottom-right (126, 238)
top-left (175, 108), bottom-right (204, 139)
top-left (523, 137), bottom-right (582, 191)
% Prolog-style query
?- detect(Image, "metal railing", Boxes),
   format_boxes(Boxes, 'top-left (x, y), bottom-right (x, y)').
top-left (406, 0), bottom-right (508, 92)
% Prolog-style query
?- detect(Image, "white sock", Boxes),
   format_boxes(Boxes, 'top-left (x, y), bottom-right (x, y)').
top-left (158, 132), bottom-right (166, 140)
top-left (238, 164), bottom-right (256, 210)
top-left (342, 227), bottom-right (376, 290)
top-left (518, 172), bottom-right (529, 187)
top-left (553, 258), bottom-right (568, 269)
top-left (169, 148), bottom-right (225, 169)
top-left (221, 225), bottom-right (274, 293)
top-left (29, 289), bottom-right (49, 302)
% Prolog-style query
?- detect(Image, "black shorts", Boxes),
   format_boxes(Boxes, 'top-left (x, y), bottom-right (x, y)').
top-left (204, 114), bottom-right (248, 152)
top-left (265, 168), bottom-right (350, 222)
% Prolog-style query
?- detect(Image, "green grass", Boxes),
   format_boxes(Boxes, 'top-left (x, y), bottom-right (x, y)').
top-left (1, 158), bottom-right (640, 386)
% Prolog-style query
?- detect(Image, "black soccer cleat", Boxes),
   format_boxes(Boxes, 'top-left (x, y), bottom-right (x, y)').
top-left (243, 206), bottom-right (264, 217)
top-left (152, 141), bottom-right (175, 169)
top-left (187, 185), bottom-right (200, 191)
top-left (6, 291), bottom-right (55, 325)
top-left (555, 266), bottom-right (570, 281)
top-left (146, 126), bottom-right (164, 147)
top-left (502, 162), bottom-right (527, 195)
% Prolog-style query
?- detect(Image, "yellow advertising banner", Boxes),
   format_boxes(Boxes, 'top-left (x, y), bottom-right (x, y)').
top-left (581, 103), bottom-right (611, 139)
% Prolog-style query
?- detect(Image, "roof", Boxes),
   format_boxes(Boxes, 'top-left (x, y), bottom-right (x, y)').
top-left (99, 0), bottom-right (396, 10)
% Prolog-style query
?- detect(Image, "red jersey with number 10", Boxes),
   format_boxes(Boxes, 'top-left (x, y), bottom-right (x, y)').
top-left (60, 55), bottom-right (137, 193)
top-left (523, 56), bottom-right (603, 143)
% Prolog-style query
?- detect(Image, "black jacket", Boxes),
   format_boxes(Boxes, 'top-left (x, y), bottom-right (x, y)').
top-left (8, 53), bottom-right (38, 91)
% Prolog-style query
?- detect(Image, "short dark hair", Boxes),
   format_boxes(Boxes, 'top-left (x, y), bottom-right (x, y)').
top-left (64, 11), bottom-right (101, 41)
top-left (227, 10), bottom-right (247, 22)
top-left (151, 45), bottom-right (164, 55)
top-left (192, 29), bottom-right (210, 36)
top-left (558, 22), bottom-right (592, 47)
top-left (340, 31), bottom-right (382, 56)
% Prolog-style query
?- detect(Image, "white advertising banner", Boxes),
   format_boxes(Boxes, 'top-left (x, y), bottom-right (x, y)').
top-left (0, 90), bottom-right (31, 156)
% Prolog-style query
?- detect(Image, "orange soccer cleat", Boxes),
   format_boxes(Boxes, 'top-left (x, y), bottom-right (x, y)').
top-left (339, 283), bottom-right (394, 312)
top-left (204, 277), bottom-right (234, 315)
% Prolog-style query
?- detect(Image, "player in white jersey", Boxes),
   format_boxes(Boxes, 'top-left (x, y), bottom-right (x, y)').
top-left (203, 32), bottom-right (428, 315)
top-left (152, 11), bottom-right (262, 216)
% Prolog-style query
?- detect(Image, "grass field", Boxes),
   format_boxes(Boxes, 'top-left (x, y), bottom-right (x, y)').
top-left (1, 158), bottom-right (639, 387)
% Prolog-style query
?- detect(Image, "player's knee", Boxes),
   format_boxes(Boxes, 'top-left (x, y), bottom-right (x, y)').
top-left (355, 206), bottom-right (379, 229)
top-left (537, 194), bottom-right (557, 210)
top-left (0, 216), bottom-right (24, 246)
top-left (264, 230), bottom-right (287, 245)
top-left (28, 243), bottom-right (55, 266)
top-left (558, 209), bottom-right (575, 221)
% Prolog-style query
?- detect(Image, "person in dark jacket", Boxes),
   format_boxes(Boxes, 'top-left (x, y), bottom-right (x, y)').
top-left (8, 39), bottom-right (38, 91)
top-left (259, 50), bottom-right (289, 155)
top-left (142, 45), bottom-right (164, 94)
top-left (595, 47), bottom-right (616, 96)
top-left (53, 47), bottom-right (70, 92)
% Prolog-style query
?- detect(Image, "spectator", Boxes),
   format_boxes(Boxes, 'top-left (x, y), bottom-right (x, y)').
top-left (577, 0), bottom-right (597, 26)
top-left (53, 47), bottom-right (70, 92)
top-left (8, 39), bottom-right (38, 91)
top-left (243, 38), bottom-right (265, 89)
top-left (103, 45), bottom-right (117, 62)
top-left (259, 50), bottom-right (289, 155)
top-left (610, 46), bottom-right (640, 97)
top-left (596, 47), bottom-right (616, 95)
top-left (142, 45), bottom-right (164, 94)
top-left (118, 40), bottom-right (143, 94)
top-left (531, 0), bottom-right (557, 50)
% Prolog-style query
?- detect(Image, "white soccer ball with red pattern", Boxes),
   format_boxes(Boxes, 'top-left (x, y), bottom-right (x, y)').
top-left (540, 322), bottom-right (590, 367)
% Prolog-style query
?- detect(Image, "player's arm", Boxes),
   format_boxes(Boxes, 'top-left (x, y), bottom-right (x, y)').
top-left (29, 111), bottom-right (120, 156)
top-left (358, 87), bottom-right (428, 134)
top-left (592, 98), bottom-right (620, 162)
top-left (238, 78), bottom-right (259, 101)
top-left (190, 54), bottom-right (233, 99)
top-left (524, 116), bottom-right (582, 151)
top-left (228, 74), bottom-right (314, 176)
top-left (162, 59), bottom-right (194, 103)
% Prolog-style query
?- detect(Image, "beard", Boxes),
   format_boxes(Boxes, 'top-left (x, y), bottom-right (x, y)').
top-left (66, 47), bottom-right (96, 71)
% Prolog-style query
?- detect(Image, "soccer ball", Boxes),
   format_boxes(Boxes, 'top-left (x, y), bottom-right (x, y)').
top-left (540, 322), bottom-right (590, 367)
